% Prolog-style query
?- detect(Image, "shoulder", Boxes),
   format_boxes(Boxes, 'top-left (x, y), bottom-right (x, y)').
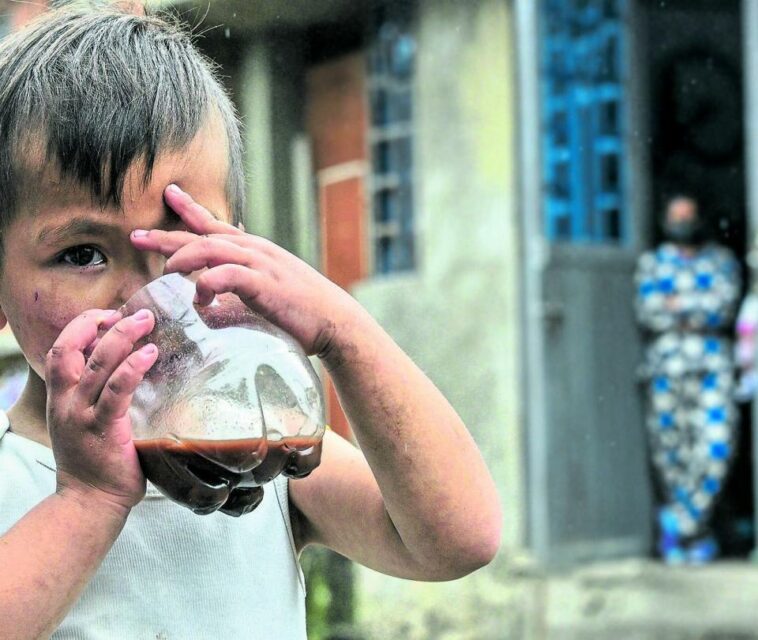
top-left (701, 242), bottom-right (733, 257)
top-left (0, 416), bottom-right (56, 535)
top-left (702, 244), bottom-right (739, 268)
top-left (0, 409), bottom-right (9, 442)
top-left (637, 244), bottom-right (680, 276)
top-left (636, 247), bottom-right (661, 271)
top-left (644, 243), bottom-right (679, 263)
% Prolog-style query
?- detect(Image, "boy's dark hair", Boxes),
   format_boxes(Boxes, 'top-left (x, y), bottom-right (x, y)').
top-left (0, 5), bottom-right (245, 239)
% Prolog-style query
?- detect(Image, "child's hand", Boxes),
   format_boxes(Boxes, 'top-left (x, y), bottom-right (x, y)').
top-left (131, 185), bottom-right (362, 359)
top-left (46, 308), bottom-right (159, 513)
top-left (130, 188), bottom-right (501, 581)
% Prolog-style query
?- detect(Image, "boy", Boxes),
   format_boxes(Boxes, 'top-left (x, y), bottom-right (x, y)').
top-left (0, 6), bottom-right (501, 639)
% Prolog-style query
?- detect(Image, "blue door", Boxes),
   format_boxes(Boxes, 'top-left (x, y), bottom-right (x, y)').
top-left (523, 0), bottom-right (653, 566)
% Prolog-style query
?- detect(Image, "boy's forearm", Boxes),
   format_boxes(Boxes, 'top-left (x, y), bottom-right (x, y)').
top-left (0, 489), bottom-right (129, 639)
top-left (321, 307), bottom-right (502, 577)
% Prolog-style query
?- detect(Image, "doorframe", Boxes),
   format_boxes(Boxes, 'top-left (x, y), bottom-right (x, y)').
top-left (741, 0), bottom-right (758, 557)
top-left (516, 0), bottom-right (651, 565)
top-left (516, 0), bottom-right (550, 563)
top-left (627, 0), bottom-right (653, 254)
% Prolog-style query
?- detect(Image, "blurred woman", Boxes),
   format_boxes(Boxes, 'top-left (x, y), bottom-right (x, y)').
top-left (635, 194), bottom-right (741, 564)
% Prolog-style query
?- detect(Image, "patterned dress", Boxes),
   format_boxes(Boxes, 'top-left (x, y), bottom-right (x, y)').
top-left (635, 242), bottom-right (741, 561)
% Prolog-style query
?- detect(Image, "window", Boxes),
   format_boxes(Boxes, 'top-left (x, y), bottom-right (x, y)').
top-left (541, 0), bottom-right (628, 244)
top-left (367, 3), bottom-right (416, 274)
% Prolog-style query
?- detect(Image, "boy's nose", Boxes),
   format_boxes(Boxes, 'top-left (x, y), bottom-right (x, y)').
top-left (115, 279), bottom-right (150, 308)
top-left (112, 255), bottom-right (167, 308)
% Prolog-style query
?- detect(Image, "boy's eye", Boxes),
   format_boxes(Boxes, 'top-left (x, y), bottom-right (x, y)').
top-left (59, 246), bottom-right (106, 268)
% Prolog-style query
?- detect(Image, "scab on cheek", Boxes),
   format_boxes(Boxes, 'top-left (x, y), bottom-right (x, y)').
top-left (26, 290), bottom-right (78, 336)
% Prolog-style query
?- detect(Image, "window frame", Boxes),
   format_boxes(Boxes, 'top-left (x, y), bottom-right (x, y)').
top-left (366, 2), bottom-right (418, 275)
top-left (540, 0), bottom-right (629, 246)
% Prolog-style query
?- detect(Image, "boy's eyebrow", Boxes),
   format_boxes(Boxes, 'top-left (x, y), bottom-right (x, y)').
top-left (37, 218), bottom-right (117, 245)
top-left (37, 212), bottom-right (179, 245)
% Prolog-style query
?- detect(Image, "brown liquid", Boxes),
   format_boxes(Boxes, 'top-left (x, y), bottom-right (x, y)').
top-left (240, 437), bottom-right (323, 485)
top-left (134, 436), bottom-right (322, 516)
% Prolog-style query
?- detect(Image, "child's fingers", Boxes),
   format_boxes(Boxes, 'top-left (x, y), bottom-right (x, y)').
top-left (194, 264), bottom-right (266, 307)
top-left (130, 228), bottom-right (199, 257)
top-left (164, 184), bottom-right (243, 237)
top-left (134, 228), bottom-right (277, 262)
top-left (99, 310), bottom-right (123, 331)
top-left (83, 310), bottom-right (124, 358)
top-left (131, 229), bottom-right (225, 263)
top-left (46, 309), bottom-right (119, 392)
top-left (93, 344), bottom-right (159, 424)
top-left (77, 310), bottom-right (155, 406)
top-left (164, 237), bottom-right (255, 275)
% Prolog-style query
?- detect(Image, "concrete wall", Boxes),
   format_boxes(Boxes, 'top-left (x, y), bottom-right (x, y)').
top-left (238, 35), bottom-right (305, 253)
top-left (352, 0), bottom-right (525, 637)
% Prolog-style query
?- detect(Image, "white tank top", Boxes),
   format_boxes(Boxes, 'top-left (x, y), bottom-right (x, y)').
top-left (0, 412), bottom-right (307, 639)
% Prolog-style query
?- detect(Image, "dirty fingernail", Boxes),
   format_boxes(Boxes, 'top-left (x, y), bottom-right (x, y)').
top-left (97, 310), bottom-right (118, 323)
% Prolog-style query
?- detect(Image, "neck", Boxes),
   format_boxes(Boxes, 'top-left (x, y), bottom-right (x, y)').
top-left (674, 242), bottom-right (698, 255)
top-left (7, 367), bottom-right (50, 448)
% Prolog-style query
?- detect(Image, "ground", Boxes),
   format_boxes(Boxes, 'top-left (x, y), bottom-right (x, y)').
top-left (354, 559), bottom-right (758, 640)
top-left (530, 559), bottom-right (758, 640)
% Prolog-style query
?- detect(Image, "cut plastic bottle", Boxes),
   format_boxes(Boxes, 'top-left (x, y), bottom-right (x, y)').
top-left (121, 273), bottom-right (325, 516)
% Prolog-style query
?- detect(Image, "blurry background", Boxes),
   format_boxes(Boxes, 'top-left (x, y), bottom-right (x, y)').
top-left (4, 0), bottom-right (758, 638)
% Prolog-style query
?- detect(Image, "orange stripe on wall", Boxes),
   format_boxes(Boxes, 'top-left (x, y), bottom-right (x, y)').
top-left (306, 53), bottom-right (369, 440)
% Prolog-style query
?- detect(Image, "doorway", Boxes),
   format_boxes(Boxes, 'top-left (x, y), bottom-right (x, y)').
top-left (642, 0), bottom-right (753, 557)
top-left (518, 0), bottom-right (654, 567)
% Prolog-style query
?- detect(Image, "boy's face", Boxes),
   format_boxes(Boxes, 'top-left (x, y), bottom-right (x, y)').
top-left (0, 119), bottom-right (232, 379)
